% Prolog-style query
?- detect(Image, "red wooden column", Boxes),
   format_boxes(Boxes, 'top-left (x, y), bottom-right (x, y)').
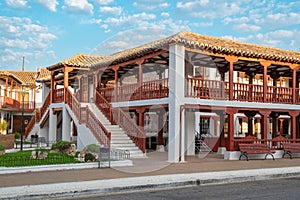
top-left (5, 77), bottom-right (8, 97)
top-left (136, 59), bottom-right (144, 100)
top-left (63, 66), bottom-right (72, 103)
top-left (260, 61), bottom-right (271, 102)
top-left (259, 110), bottom-right (271, 141)
top-left (226, 108), bottom-right (238, 151)
top-left (93, 70), bottom-right (99, 102)
top-left (10, 80), bottom-right (13, 98)
top-left (289, 111), bottom-right (299, 141)
top-left (33, 85), bottom-right (36, 109)
top-left (112, 66), bottom-right (119, 102)
top-left (50, 71), bottom-right (56, 103)
top-left (136, 107), bottom-right (146, 152)
top-left (225, 56), bottom-right (238, 100)
top-left (292, 68), bottom-right (297, 104)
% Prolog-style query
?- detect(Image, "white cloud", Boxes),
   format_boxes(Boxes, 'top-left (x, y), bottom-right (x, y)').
top-left (62, 0), bottom-right (93, 15)
top-left (233, 23), bottom-right (261, 33)
top-left (35, 0), bottom-right (59, 12)
top-left (104, 12), bottom-right (156, 28)
top-left (93, 0), bottom-right (113, 5)
top-left (133, 0), bottom-right (169, 11)
top-left (161, 12), bottom-right (169, 18)
top-left (5, 0), bottom-right (29, 9)
top-left (99, 6), bottom-right (122, 15)
top-left (92, 28), bottom-right (176, 55)
top-left (81, 18), bottom-right (102, 25)
top-left (176, 1), bottom-right (244, 19)
top-left (0, 16), bottom-right (57, 70)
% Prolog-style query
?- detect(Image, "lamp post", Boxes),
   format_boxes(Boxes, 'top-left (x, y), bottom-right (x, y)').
top-left (20, 85), bottom-right (26, 151)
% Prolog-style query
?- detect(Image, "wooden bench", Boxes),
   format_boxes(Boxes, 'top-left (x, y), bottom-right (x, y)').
top-left (238, 143), bottom-right (275, 161)
top-left (282, 143), bottom-right (300, 159)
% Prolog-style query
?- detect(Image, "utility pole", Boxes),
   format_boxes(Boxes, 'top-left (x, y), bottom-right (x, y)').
top-left (22, 56), bottom-right (25, 71)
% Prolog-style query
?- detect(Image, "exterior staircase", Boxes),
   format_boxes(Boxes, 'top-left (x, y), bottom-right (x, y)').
top-left (88, 103), bottom-right (145, 158)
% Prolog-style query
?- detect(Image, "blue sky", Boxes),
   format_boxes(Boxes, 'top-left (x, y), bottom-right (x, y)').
top-left (1, 0), bottom-right (300, 71)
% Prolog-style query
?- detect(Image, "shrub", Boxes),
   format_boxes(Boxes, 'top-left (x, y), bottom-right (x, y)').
top-left (84, 153), bottom-right (96, 162)
top-left (87, 144), bottom-right (100, 153)
top-left (51, 141), bottom-right (72, 153)
top-left (0, 144), bottom-right (5, 151)
top-left (14, 132), bottom-right (21, 140)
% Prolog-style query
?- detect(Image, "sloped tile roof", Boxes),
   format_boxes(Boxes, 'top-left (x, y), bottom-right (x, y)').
top-left (0, 70), bottom-right (37, 85)
top-left (47, 53), bottom-right (107, 71)
top-left (91, 30), bottom-right (300, 68)
top-left (35, 68), bottom-right (51, 82)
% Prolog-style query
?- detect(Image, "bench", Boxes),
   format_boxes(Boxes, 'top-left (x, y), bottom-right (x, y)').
top-left (282, 143), bottom-right (300, 159)
top-left (238, 143), bottom-right (275, 161)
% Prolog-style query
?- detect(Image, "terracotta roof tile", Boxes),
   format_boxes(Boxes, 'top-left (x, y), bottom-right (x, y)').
top-left (47, 53), bottom-right (107, 71)
top-left (0, 70), bottom-right (37, 85)
top-left (92, 30), bottom-right (300, 68)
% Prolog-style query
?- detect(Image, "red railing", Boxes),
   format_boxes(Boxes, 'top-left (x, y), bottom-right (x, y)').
top-left (267, 86), bottom-right (292, 103)
top-left (186, 77), bottom-right (296, 104)
top-left (25, 93), bottom-right (50, 138)
top-left (186, 77), bottom-right (226, 100)
top-left (112, 108), bottom-right (146, 153)
top-left (65, 88), bottom-right (111, 147)
top-left (53, 88), bottom-right (64, 103)
top-left (95, 90), bottom-right (146, 153)
top-left (85, 106), bottom-right (110, 147)
top-left (95, 90), bottom-right (113, 122)
top-left (99, 79), bottom-right (169, 102)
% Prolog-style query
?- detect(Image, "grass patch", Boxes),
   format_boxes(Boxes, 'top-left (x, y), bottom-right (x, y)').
top-left (0, 149), bottom-right (81, 167)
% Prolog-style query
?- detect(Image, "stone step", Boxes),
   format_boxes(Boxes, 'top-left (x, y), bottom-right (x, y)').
top-left (87, 102), bottom-right (145, 158)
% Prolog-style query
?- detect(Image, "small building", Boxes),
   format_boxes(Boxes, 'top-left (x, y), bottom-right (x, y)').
top-left (0, 68), bottom-right (50, 135)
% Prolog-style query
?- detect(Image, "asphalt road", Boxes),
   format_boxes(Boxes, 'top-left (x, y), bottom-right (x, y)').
top-left (62, 177), bottom-right (300, 200)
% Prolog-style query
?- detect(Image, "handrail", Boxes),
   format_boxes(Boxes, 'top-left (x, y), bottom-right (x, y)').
top-left (186, 77), bottom-right (297, 104)
top-left (66, 88), bottom-right (111, 147)
top-left (85, 106), bottom-right (111, 147)
top-left (25, 92), bottom-right (51, 138)
top-left (95, 90), bottom-right (113, 122)
top-left (95, 90), bottom-right (146, 153)
top-left (112, 108), bottom-right (146, 153)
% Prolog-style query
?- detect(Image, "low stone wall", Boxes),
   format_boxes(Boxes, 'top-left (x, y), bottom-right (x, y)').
top-left (0, 134), bottom-right (15, 149)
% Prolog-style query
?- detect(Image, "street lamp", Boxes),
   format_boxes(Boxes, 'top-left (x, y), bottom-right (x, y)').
top-left (20, 84), bottom-right (26, 151)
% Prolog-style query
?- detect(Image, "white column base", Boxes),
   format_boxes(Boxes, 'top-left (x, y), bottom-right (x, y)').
top-left (217, 147), bottom-right (227, 155)
top-left (156, 145), bottom-right (165, 152)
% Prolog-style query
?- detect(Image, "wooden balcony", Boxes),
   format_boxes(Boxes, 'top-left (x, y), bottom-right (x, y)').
top-left (99, 78), bottom-right (169, 102)
top-left (0, 96), bottom-right (35, 112)
top-left (186, 77), bottom-right (298, 104)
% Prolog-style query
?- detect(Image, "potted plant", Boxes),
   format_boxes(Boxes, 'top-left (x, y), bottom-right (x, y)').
top-left (0, 144), bottom-right (5, 155)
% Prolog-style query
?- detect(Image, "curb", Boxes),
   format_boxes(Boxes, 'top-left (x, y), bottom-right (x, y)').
top-left (1, 166), bottom-right (300, 199)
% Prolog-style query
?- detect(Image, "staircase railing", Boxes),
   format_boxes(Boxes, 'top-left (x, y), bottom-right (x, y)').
top-left (95, 89), bottom-right (113, 122)
top-left (25, 92), bottom-right (51, 137)
top-left (66, 88), bottom-right (111, 147)
top-left (113, 108), bottom-right (146, 153)
top-left (95, 90), bottom-right (146, 153)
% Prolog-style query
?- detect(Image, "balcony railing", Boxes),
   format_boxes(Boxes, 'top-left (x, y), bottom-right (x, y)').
top-left (186, 77), bottom-right (298, 104)
top-left (99, 78), bottom-right (169, 102)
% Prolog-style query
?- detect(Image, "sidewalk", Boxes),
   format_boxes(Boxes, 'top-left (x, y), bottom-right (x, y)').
top-left (1, 152), bottom-right (300, 199)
